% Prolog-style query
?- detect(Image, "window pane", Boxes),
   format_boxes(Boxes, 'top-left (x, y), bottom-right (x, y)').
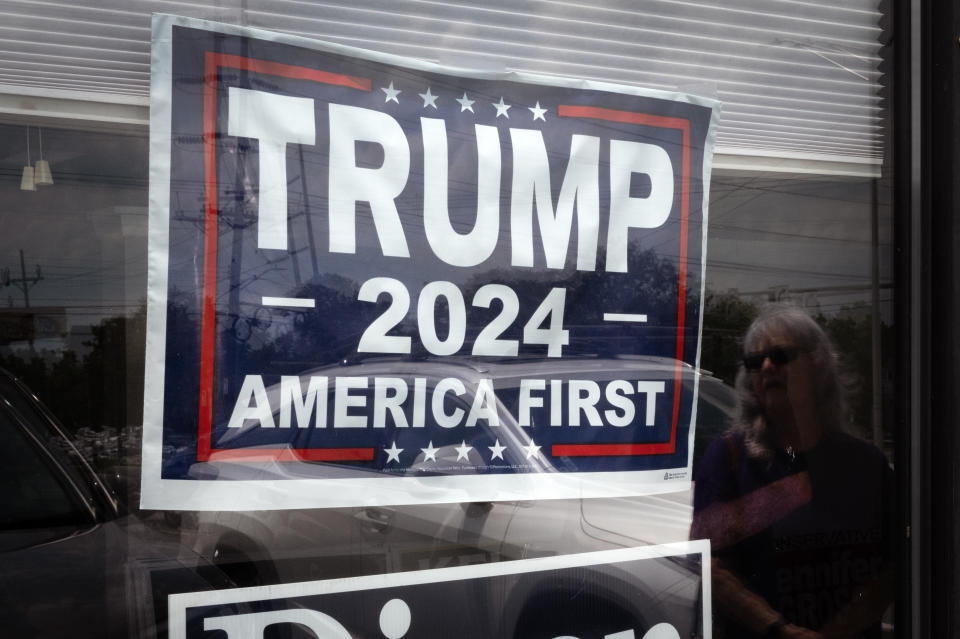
top-left (0, 1), bottom-right (896, 637)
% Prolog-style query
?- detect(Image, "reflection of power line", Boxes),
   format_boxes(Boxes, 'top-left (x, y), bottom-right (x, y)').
top-left (709, 222), bottom-right (883, 245)
top-left (298, 144), bottom-right (320, 279)
top-left (216, 267), bottom-right (286, 301)
top-left (708, 259), bottom-right (872, 281)
top-left (732, 283), bottom-right (892, 298)
top-left (2, 249), bottom-right (43, 309)
top-left (26, 303), bottom-right (141, 309)
top-left (711, 178), bottom-right (874, 204)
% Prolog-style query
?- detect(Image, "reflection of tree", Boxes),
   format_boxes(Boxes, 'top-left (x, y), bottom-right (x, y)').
top-left (0, 277), bottom-right (891, 466)
top-left (0, 303), bottom-right (146, 444)
top-left (163, 292), bottom-right (199, 433)
top-left (698, 293), bottom-right (891, 443)
top-left (246, 274), bottom-right (373, 370)
top-left (700, 291), bottom-right (758, 384)
top-left (564, 248), bottom-right (689, 326)
top-left (462, 244), bottom-right (697, 357)
top-left (818, 305), bottom-right (893, 441)
top-left (0, 349), bottom-right (64, 419)
top-left (86, 309), bottom-right (145, 430)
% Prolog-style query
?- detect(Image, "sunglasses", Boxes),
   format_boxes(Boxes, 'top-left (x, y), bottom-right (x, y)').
top-left (742, 346), bottom-right (803, 371)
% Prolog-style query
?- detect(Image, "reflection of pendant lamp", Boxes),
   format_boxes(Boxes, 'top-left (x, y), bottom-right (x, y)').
top-left (34, 128), bottom-right (52, 186)
top-left (20, 127), bottom-right (35, 191)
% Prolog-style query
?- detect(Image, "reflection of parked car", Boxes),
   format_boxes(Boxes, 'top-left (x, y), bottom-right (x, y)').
top-left (0, 368), bottom-right (231, 638)
top-left (183, 356), bottom-right (734, 616)
top-left (204, 355), bottom-right (730, 477)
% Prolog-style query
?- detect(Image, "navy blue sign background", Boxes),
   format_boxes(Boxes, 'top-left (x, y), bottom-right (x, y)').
top-left (156, 22), bottom-right (715, 487)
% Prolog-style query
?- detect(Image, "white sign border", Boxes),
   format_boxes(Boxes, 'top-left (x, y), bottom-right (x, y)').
top-left (169, 540), bottom-right (712, 639)
top-left (141, 13), bottom-right (721, 511)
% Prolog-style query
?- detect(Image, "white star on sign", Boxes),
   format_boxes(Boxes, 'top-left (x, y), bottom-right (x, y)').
top-left (456, 92), bottom-right (475, 113)
top-left (528, 101), bottom-right (547, 121)
top-left (418, 87), bottom-right (439, 109)
top-left (420, 441), bottom-right (439, 462)
top-left (522, 439), bottom-right (542, 459)
top-left (492, 97), bottom-right (511, 118)
top-left (381, 81), bottom-right (401, 104)
top-left (488, 439), bottom-right (507, 461)
top-left (455, 440), bottom-right (473, 461)
top-left (384, 440), bottom-right (403, 463)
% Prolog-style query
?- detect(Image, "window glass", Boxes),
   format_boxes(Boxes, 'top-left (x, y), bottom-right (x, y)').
top-left (0, 122), bottom-right (895, 637)
top-left (0, 2), bottom-right (895, 637)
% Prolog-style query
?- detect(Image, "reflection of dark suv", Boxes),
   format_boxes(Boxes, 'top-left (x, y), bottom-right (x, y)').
top-left (0, 368), bottom-right (230, 637)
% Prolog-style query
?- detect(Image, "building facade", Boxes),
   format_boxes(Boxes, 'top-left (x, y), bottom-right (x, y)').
top-left (0, 0), bottom-right (955, 636)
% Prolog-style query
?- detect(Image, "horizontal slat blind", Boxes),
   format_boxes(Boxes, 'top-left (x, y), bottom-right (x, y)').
top-left (0, 0), bottom-right (886, 167)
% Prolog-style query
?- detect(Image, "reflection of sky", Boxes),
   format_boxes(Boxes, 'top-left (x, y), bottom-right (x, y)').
top-left (0, 122), bottom-right (148, 339)
top-left (706, 171), bottom-right (892, 320)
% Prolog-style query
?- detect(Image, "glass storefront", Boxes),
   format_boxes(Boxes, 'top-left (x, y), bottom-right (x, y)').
top-left (0, 1), bottom-right (926, 637)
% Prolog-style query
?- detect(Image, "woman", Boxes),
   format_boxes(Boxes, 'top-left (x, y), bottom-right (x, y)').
top-left (691, 304), bottom-right (893, 638)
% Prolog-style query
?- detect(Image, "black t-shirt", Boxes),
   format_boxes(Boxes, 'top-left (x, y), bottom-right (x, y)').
top-left (692, 430), bottom-right (894, 636)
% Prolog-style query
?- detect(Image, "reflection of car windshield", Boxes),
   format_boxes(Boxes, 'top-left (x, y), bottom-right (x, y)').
top-left (0, 372), bottom-right (110, 506)
top-left (0, 409), bottom-right (91, 545)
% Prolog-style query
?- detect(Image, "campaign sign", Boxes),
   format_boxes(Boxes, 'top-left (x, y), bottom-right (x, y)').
top-left (169, 542), bottom-right (711, 639)
top-left (141, 15), bottom-right (719, 510)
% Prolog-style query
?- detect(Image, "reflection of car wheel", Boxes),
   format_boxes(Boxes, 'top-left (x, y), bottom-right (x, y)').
top-left (511, 588), bottom-right (642, 639)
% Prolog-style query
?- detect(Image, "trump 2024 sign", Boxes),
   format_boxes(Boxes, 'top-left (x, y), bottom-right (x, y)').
top-left (141, 15), bottom-right (719, 510)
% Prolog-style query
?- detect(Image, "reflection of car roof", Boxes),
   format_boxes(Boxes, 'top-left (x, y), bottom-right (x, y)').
top-left (482, 355), bottom-right (697, 383)
top-left (221, 355), bottom-right (729, 441)
top-left (296, 355), bottom-right (702, 387)
top-left (212, 356), bottom-right (734, 478)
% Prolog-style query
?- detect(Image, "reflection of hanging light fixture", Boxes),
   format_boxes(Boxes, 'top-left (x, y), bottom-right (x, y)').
top-left (34, 128), bottom-right (52, 186)
top-left (20, 127), bottom-right (35, 191)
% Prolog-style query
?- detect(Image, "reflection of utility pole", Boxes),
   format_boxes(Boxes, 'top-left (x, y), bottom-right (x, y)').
top-left (2, 249), bottom-right (43, 308)
top-left (2, 249), bottom-right (43, 352)
top-left (298, 145), bottom-right (320, 279)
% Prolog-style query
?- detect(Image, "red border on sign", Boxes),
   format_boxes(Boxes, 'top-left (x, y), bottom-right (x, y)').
top-left (551, 105), bottom-right (692, 458)
top-left (197, 52), bottom-right (374, 463)
top-left (194, 62), bottom-right (696, 464)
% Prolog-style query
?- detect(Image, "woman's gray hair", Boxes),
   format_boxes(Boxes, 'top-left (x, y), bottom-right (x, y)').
top-left (734, 303), bottom-right (852, 460)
